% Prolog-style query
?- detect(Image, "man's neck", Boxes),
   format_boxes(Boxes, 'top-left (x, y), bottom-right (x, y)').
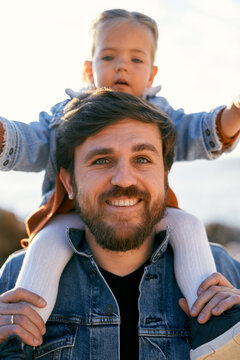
top-left (85, 228), bottom-right (155, 277)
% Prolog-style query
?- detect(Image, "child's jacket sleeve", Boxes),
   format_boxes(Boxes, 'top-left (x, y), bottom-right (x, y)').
top-left (0, 99), bottom-right (68, 173)
top-left (149, 96), bottom-right (239, 161)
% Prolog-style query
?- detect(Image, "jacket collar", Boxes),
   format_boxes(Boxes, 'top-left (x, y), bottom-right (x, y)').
top-left (66, 226), bottom-right (171, 263)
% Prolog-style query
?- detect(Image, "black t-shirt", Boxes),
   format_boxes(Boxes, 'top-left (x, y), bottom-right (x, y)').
top-left (100, 263), bottom-right (146, 360)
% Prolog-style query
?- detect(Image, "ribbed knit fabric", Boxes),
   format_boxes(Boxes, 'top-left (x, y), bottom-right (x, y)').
top-left (158, 207), bottom-right (217, 309)
top-left (16, 213), bottom-right (84, 323)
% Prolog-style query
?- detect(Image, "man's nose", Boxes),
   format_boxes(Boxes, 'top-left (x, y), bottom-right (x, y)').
top-left (111, 162), bottom-right (137, 188)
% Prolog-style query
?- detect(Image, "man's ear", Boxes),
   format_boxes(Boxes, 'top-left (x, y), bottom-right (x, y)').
top-left (84, 60), bottom-right (94, 84)
top-left (147, 65), bottom-right (158, 88)
top-left (59, 168), bottom-right (74, 200)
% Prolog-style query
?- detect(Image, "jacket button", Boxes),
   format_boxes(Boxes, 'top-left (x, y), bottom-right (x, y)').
top-left (205, 129), bottom-right (211, 136)
top-left (9, 148), bottom-right (14, 155)
top-left (3, 160), bottom-right (9, 166)
top-left (104, 304), bottom-right (114, 315)
top-left (209, 141), bottom-right (215, 148)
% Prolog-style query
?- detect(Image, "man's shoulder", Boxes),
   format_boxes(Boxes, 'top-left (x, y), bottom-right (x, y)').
top-left (4, 248), bottom-right (26, 265)
top-left (0, 249), bottom-right (26, 293)
top-left (210, 242), bottom-right (236, 260)
top-left (1, 242), bottom-right (240, 294)
top-left (210, 242), bottom-right (240, 287)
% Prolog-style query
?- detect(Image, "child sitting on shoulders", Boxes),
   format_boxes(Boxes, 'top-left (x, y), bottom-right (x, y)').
top-left (0, 8), bottom-right (240, 360)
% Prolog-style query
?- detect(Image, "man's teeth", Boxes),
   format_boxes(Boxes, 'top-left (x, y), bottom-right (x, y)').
top-left (108, 199), bottom-right (138, 206)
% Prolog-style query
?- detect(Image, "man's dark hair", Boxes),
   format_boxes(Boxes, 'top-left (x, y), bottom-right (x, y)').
top-left (56, 88), bottom-right (176, 175)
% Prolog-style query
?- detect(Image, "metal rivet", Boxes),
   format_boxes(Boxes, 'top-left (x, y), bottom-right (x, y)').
top-left (104, 304), bottom-right (114, 315)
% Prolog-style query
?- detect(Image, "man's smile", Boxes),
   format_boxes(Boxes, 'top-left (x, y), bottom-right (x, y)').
top-left (106, 198), bottom-right (141, 207)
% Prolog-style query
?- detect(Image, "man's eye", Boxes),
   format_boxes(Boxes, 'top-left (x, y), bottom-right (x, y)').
top-left (132, 58), bottom-right (143, 63)
top-left (136, 157), bottom-right (149, 164)
top-left (94, 158), bottom-right (109, 165)
top-left (102, 55), bottom-right (114, 61)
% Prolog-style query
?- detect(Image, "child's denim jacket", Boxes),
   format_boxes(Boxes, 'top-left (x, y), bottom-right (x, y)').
top-left (0, 87), bottom-right (231, 204)
top-left (1, 229), bottom-right (240, 359)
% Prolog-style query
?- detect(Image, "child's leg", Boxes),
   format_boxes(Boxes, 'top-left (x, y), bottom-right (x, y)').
top-left (15, 212), bottom-right (84, 323)
top-left (157, 207), bottom-right (216, 310)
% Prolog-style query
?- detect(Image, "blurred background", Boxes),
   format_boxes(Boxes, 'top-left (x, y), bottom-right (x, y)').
top-left (0, 0), bottom-right (240, 265)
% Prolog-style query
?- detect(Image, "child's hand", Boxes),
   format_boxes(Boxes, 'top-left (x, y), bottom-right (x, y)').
top-left (221, 95), bottom-right (240, 138)
top-left (233, 95), bottom-right (240, 109)
top-left (179, 272), bottom-right (240, 324)
top-left (0, 288), bottom-right (46, 346)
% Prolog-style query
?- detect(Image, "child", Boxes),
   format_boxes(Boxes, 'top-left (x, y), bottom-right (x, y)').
top-left (0, 8), bottom-right (240, 359)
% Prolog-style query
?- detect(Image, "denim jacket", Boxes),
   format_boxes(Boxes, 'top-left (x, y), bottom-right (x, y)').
top-left (0, 87), bottom-right (231, 204)
top-left (1, 229), bottom-right (240, 360)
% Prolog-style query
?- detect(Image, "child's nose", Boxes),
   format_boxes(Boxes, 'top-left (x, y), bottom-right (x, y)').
top-left (115, 60), bottom-right (128, 73)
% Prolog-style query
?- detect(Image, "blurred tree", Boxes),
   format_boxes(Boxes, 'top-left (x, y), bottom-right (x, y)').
top-left (0, 209), bottom-right (26, 266)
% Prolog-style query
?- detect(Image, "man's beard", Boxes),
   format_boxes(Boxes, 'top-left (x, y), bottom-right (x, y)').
top-left (72, 178), bottom-right (168, 252)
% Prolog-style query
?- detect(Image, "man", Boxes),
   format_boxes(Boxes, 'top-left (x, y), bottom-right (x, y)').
top-left (0, 89), bottom-right (240, 360)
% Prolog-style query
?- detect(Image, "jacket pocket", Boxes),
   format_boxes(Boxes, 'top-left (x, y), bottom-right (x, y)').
top-left (34, 321), bottom-right (78, 359)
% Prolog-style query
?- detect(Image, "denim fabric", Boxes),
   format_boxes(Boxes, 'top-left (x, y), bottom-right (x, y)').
top-left (0, 88), bottom-right (231, 205)
top-left (1, 229), bottom-right (240, 359)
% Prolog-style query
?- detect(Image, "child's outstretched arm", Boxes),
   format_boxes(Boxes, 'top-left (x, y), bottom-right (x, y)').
top-left (0, 114), bottom-right (50, 172)
top-left (15, 212), bottom-right (84, 323)
top-left (0, 99), bottom-right (69, 174)
top-left (150, 95), bottom-right (240, 162)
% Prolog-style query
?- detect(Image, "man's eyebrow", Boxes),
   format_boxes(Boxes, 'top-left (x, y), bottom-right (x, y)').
top-left (84, 144), bottom-right (159, 162)
top-left (84, 148), bottom-right (114, 162)
top-left (132, 143), bottom-right (159, 154)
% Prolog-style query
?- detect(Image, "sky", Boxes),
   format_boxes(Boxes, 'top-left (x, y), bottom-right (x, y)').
top-left (0, 0), bottom-right (239, 222)
top-left (0, 0), bottom-right (239, 121)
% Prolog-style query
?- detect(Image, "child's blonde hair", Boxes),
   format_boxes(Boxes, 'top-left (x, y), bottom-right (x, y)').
top-left (89, 9), bottom-right (159, 61)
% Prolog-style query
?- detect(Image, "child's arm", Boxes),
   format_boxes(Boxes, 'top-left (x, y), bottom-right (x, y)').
top-left (150, 95), bottom-right (240, 161)
top-left (0, 99), bottom-right (68, 173)
top-left (0, 114), bottom-right (50, 172)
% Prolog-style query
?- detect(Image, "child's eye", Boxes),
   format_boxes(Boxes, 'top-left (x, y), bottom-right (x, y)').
top-left (102, 55), bottom-right (114, 61)
top-left (132, 58), bottom-right (143, 63)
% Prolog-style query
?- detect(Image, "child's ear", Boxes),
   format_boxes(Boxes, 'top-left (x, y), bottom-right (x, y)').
top-left (84, 60), bottom-right (94, 84)
top-left (147, 65), bottom-right (158, 88)
top-left (59, 168), bottom-right (74, 200)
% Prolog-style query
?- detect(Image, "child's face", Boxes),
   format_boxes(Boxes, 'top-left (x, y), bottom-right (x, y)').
top-left (85, 21), bottom-right (158, 97)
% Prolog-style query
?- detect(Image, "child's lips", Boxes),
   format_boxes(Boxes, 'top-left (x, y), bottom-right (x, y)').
top-left (113, 81), bottom-right (130, 92)
top-left (114, 79), bottom-right (129, 87)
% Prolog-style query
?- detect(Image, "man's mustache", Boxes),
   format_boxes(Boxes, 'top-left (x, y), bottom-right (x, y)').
top-left (99, 185), bottom-right (150, 202)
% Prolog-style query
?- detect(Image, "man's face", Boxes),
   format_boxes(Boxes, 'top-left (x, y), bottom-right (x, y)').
top-left (61, 118), bottom-right (168, 252)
